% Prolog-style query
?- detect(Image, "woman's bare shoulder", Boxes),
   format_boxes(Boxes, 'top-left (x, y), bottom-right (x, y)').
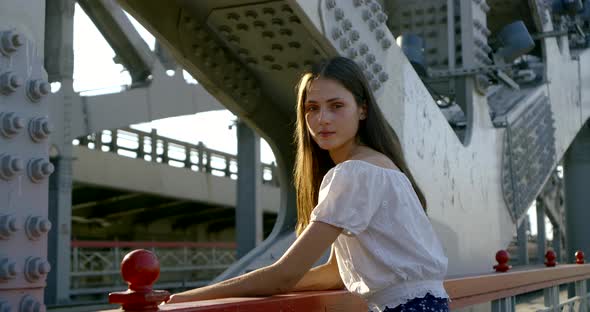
top-left (351, 149), bottom-right (400, 171)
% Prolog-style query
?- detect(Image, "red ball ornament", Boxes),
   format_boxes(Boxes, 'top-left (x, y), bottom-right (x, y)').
top-left (544, 250), bottom-right (557, 267)
top-left (493, 250), bottom-right (512, 272)
top-left (109, 249), bottom-right (170, 311)
top-left (575, 250), bottom-right (585, 264)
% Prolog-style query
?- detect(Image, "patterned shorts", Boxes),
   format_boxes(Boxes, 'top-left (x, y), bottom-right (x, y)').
top-left (379, 293), bottom-right (449, 312)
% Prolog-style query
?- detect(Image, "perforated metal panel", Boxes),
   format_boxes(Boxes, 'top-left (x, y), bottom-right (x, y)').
top-left (502, 93), bottom-right (556, 223)
top-left (0, 29), bottom-right (52, 310)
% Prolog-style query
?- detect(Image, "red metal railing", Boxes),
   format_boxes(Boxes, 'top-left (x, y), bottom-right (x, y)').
top-left (103, 249), bottom-right (590, 312)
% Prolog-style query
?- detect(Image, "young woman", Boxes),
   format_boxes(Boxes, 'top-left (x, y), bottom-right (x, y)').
top-left (166, 56), bottom-right (449, 312)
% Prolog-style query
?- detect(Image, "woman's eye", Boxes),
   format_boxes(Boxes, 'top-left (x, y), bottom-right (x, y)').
top-left (305, 106), bottom-right (317, 111)
top-left (333, 103), bottom-right (343, 108)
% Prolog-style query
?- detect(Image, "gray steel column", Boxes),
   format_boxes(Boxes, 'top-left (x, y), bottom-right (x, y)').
top-left (236, 120), bottom-right (262, 259)
top-left (517, 220), bottom-right (529, 265)
top-left (46, 153), bottom-right (73, 304)
top-left (536, 201), bottom-right (546, 264)
top-left (564, 122), bottom-right (590, 263)
top-left (552, 227), bottom-right (561, 262)
top-left (44, 0), bottom-right (75, 304)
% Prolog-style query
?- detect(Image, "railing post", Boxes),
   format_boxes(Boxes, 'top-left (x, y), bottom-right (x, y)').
top-left (110, 129), bottom-right (119, 154)
top-left (491, 297), bottom-right (515, 312)
top-left (150, 129), bottom-right (158, 162)
top-left (162, 141), bottom-right (169, 164)
top-left (575, 279), bottom-right (588, 312)
top-left (95, 131), bottom-right (103, 151)
top-left (137, 132), bottom-right (145, 160)
top-left (184, 147), bottom-right (191, 168)
top-left (224, 155), bottom-right (231, 177)
top-left (543, 285), bottom-right (560, 312)
top-left (197, 141), bottom-right (205, 171)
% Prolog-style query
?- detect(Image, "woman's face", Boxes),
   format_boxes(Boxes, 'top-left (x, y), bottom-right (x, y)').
top-left (304, 78), bottom-right (366, 152)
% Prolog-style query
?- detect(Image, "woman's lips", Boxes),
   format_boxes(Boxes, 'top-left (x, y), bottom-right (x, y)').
top-left (319, 131), bottom-right (335, 138)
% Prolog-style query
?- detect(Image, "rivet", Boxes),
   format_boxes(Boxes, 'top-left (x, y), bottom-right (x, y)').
top-left (381, 39), bottom-right (392, 50)
top-left (350, 30), bottom-right (360, 42)
top-left (263, 55), bottom-right (275, 63)
top-left (0, 215), bottom-right (20, 239)
top-left (288, 41), bottom-right (301, 49)
top-left (370, 79), bottom-right (380, 91)
top-left (263, 7), bottom-right (275, 15)
top-left (359, 44), bottom-right (369, 55)
top-left (271, 44), bottom-right (283, 51)
top-left (340, 38), bottom-right (351, 50)
top-left (332, 27), bottom-right (343, 40)
top-left (28, 117), bottom-right (53, 143)
top-left (253, 21), bottom-right (266, 29)
top-left (0, 154), bottom-right (24, 180)
top-left (0, 258), bottom-right (17, 281)
top-left (364, 71), bottom-right (374, 81)
top-left (370, 2), bottom-right (382, 13)
top-left (366, 53), bottom-right (376, 64)
top-left (326, 0), bottom-right (337, 9)
top-left (237, 48), bottom-right (249, 56)
top-left (0, 71), bottom-right (23, 94)
top-left (262, 31), bottom-right (275, 39)
top-left (272, 18), bottom-right (284, 26)
top-left (27, 158), bottom-right (54, 183)
top-left (379, 72), bottom-right (389, 82)
top-left (342, 19), bottom-right (353, 31)
top-left (279, 28), bottom-right (293, 36)
top-left (362, 10), bottom-right (373, 21)
top-left (376, 12), bottom-right (388, 23)
top-left (369, 20), bottom-right (379, 31)
top-left (26, 79), bottom-right (50, 102)
top-left (348, 48), bottom-right (358, 59)
top-left (0, 112), bottom-right (25, 138)
top-left (375, 29), bottom-right (386, 40)
top-left (304, 60), bottom-right (314, 66)
top-left (0, 30), bottom-right (24, 56)
top-left (245, 57), bottom-right (258, 65)
top-left (24, 257), bottom-right (51, 282)
top-left (25, 216), bottom-right (51, 241)
top-left (353, 0), bottom-right (364, 7)
top-left (245, 10), bottom-right (258, 19)
top-left (335, 8), bottom-right (345, 21)
top-left (271, 64), bottom-right (283, 71)
top-left (227, 12), bottom-right (240, 21)
top-left (358, 61), bottom-right (368, 70)
top-left (372, 63), bottom-right (383, 73)
top-left (20, 295), bottom-right (44, 312)
top-left (289, 16), bottom-right (301, 24)
top-left (287, 62), bottom-right (299, 69)
top-left (237, 23), bottom-right (249, 31)
top-left (281, 4), bottom-right (293, 13)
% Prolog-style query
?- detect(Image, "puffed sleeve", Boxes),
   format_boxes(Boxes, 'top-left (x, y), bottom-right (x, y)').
top-left (310, 162), bottom-right (383, 235)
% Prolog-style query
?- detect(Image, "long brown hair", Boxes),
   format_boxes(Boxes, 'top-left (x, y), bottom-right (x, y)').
top-left (293, 57), bottom-right (427, 236)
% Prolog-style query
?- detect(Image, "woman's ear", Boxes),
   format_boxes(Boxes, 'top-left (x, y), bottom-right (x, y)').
top-left (359, 103), bottom-right (368, 120)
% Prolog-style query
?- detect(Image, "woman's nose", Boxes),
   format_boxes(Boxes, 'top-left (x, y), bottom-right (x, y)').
top-left (318, 108), bottom-right (331, 124)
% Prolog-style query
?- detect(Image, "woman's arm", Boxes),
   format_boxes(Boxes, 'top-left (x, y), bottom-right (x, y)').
top-left (166, 221), bottom-right (342, 304)
top-left (292, 246), bottom-right (345, 291)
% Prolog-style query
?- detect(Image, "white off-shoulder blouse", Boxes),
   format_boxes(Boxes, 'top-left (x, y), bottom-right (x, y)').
top-left (310, 160), bottom-right (449, 312)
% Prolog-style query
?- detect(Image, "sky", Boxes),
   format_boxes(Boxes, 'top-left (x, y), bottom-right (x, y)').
top-left (69, 4), bottom-right (276, 165)
top-left (69, 4), bottom-right (554, 239)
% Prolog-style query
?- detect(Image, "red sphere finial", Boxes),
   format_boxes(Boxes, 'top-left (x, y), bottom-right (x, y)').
top-left (575, 250), bottom-right (585, 264)
top-left (493, 250), bottom-right (512, 272)
top-left (544, 250), bottom-right (557, 267)
top-left (109, 249), bottom-right (170, 311)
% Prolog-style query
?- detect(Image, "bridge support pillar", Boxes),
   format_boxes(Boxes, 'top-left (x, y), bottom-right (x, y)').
top-left (236, 120), bottom-right (262, 259)
top-left (45, 0), bottom-right (75, 303)
top-left (517, 219), bottom-right (529, 265)
top-left (536, 201), bottom-right (546, 264)
top-left (564, 122), bottom-right (590, 263)
top-left (47, 155), bottom-right (73, 304)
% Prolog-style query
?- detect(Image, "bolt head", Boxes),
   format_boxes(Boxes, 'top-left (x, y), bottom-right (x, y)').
top-left (0, 258), bottom-right (17, 280)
